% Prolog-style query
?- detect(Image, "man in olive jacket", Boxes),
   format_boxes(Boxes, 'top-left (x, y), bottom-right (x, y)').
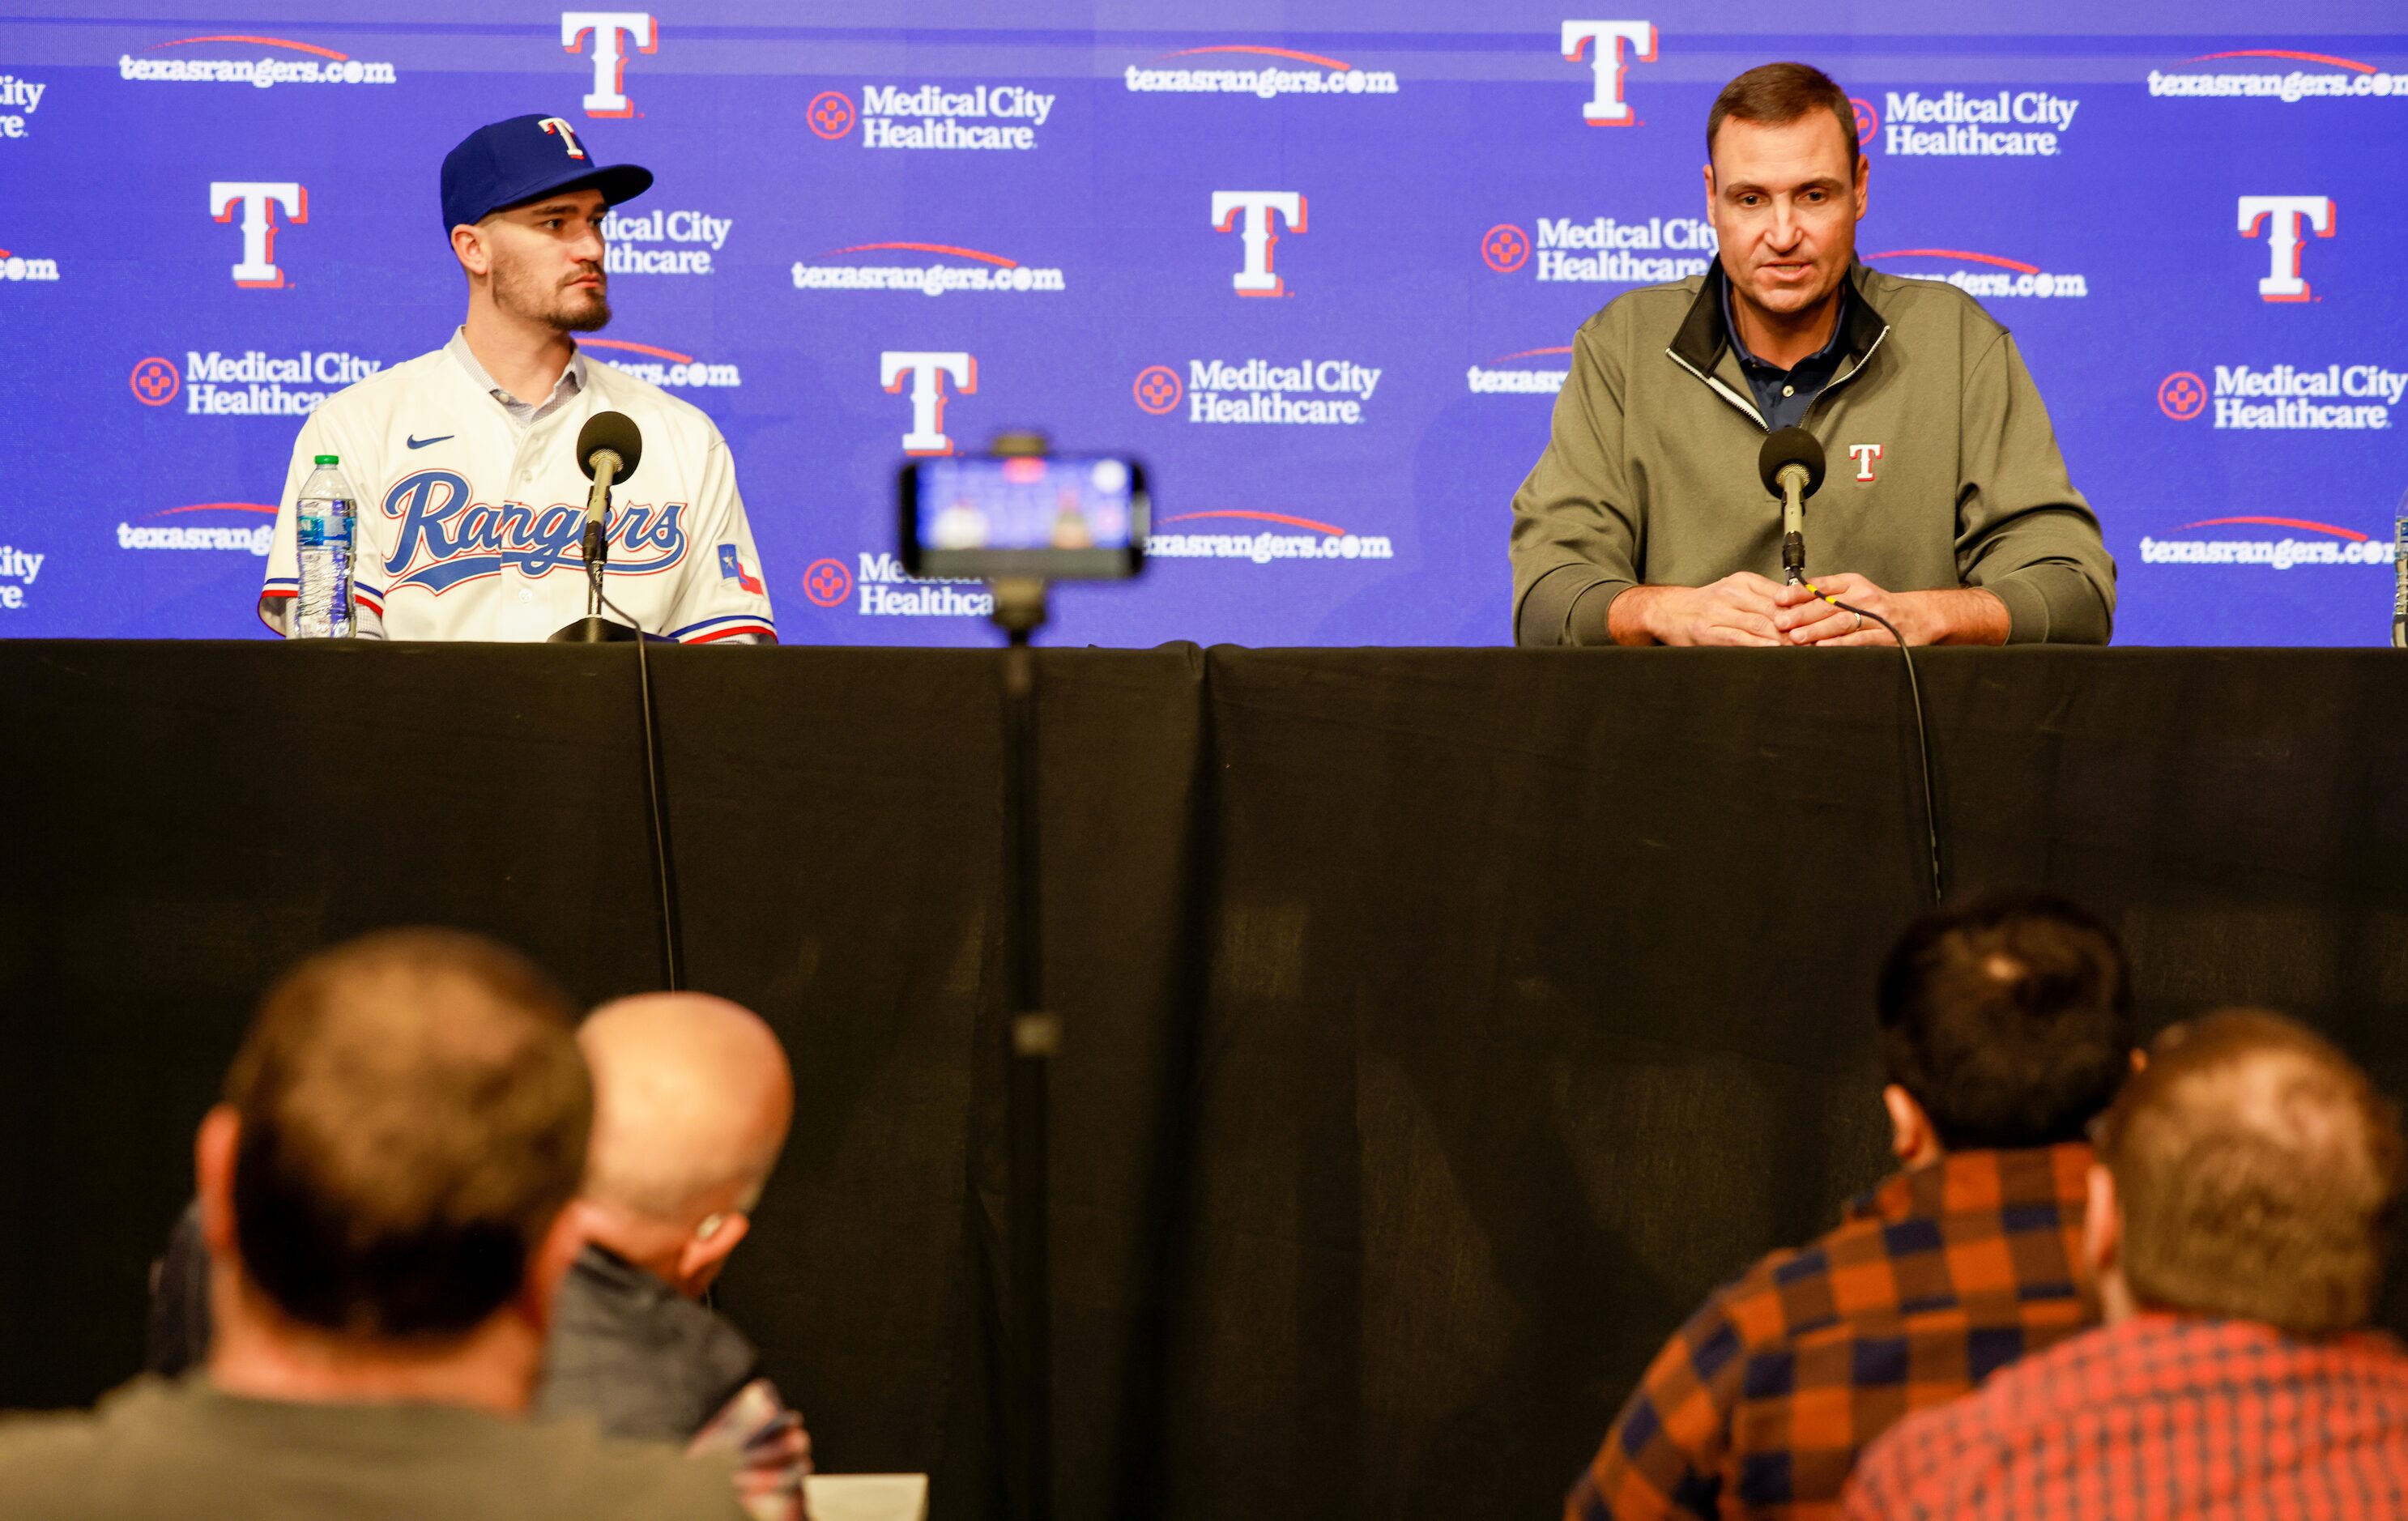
top-left (1511, 62), bottom-right (2115, 649)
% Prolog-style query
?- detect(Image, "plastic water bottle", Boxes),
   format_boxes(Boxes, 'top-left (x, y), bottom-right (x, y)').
top-left (293, 453), bottom-right (356, 639)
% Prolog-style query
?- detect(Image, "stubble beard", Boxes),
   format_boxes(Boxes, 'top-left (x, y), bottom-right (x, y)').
top-left (492, 249), bottom-right (612, 334)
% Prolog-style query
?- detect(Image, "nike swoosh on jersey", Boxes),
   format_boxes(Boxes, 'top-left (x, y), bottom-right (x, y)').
top-left (406, 434), bottom-right (454, 449)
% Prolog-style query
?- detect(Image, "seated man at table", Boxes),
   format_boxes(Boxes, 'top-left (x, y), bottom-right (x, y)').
top-left (1846, 1010), bottom-right (2408, 1518)
top-left (1510, 62), bottom-right (2114, 648)
top-left (0, 929), bottom-right (744, 1521)
top-left (258, 113), bottom-right (775, 643)
top-left (1566, 891), bottom-right (2133, 1520)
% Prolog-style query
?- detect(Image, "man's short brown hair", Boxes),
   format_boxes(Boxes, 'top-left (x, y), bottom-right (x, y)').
top-left (2099, 1010), bottom-right (2404, 1335)
top-left (1708, 62), bottom-right (1859, 168)
top-left (224, 929), bottom-right (591, 1340)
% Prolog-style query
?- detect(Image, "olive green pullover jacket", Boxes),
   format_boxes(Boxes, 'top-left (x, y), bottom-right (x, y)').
top-left (1510, 262), bottom-right (2116, 645)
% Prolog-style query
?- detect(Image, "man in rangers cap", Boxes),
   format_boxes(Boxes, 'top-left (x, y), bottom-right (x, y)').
top-left (258, 114), bottom-right (776, 643)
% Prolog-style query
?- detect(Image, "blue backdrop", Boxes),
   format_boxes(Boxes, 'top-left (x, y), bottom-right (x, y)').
top-left (2, 2), bottom-right (2403, 645)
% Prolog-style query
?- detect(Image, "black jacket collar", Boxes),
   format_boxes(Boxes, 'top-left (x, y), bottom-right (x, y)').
top-left (1671, 259), bottom-right (1887, 376)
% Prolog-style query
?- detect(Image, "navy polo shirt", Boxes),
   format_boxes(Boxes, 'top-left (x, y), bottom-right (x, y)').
top-left (1721, 278), bottom-right (1850, 432)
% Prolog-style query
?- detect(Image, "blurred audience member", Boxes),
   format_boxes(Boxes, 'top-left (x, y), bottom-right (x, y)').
top-left (1847, 1010), bottom-right (2408, 1518)
top-left (141, 989), bottom-right (808, 1520)
top-left (556, 993), bottom-right (809, 1521)
top-left (0, 930), bottom-right (744, 1520)
top-left (1568, 891), bottom-right (2134, 1519)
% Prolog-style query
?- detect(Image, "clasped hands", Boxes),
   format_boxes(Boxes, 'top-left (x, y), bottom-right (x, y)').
top-left (1612, 573), bottom-right (2004, 648)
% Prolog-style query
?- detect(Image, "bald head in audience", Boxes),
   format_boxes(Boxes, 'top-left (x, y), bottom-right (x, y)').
top-left (570, 994), bottom-right (795, 1298)
top-left (2086, 1008), bottom-right (2404, 1335)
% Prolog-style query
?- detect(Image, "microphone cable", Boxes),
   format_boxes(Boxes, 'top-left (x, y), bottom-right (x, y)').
top-left (589, 559), bottom-right (684, 991)
top-left (1805, 583), bottom-right (1946, 907)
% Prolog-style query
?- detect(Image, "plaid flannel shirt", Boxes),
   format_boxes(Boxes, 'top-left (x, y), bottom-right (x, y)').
top-left (1568, 1144), bottom-right (2096, 1521)
top-left (1845, 1314), bottom-right (2408, 1519)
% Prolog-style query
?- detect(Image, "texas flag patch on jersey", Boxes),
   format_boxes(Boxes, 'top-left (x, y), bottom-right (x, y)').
top-left (718, 543), bottom-right (763, 594)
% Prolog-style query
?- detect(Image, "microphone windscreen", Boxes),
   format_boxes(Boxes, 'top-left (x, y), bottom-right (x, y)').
top-left (577, 411), bottom-right (644, 482)
top-left (1757, 427), bottom-right (1825, 500)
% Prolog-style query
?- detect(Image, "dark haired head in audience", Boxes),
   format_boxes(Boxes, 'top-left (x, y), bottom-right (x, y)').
top-left (1566, 888), bottom-right (2137, 1521)
top-left (2090, 1008), bottom-right (2403, 1333)
top-left (1875, 888), bottom-right (2133, 1164)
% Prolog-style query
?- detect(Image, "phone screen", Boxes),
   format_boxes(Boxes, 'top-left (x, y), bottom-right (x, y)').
top-left (903, 454), bottom-right (1147, 580)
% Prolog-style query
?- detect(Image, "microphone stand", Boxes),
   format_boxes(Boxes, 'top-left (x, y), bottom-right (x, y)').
top-left (991, 573), bottom-right (1055, 1521)
top-left (551, 482), bottom-right (644, 643)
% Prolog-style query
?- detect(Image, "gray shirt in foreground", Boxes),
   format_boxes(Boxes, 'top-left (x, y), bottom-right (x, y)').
top-left (0, 1374), bottom-right (748, 1521)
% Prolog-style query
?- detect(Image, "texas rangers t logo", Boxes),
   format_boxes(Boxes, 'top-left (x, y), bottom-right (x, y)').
top-left (538, 117), bottom-right (588, 159)
top-left (2238, 196), bottom-right (2335, 303)
top-left (1211, 191), bottom-right (1307, 296)
top-left (1848, 442), bottom-right (1882, 482)
top-left (209, 181), bottom-right (307, 289)
top-left (561, 11), bottom-right (657, 117)
top-left (1560, 21), bottom-right (1657, 125)
top-left (880, 351), bottom-right (976, 456)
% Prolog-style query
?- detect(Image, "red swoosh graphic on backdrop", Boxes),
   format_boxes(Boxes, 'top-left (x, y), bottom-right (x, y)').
top-left (2178, 516), bottom-right (2368, 542)
top-left (151, 503), bottom-right (278, 517)
top-left (1162, 509), bottom-right (1351, 536)
top-left (1869, 249), bottom-right (2042, 275)
top-left (152, 36), bottom-right (349, 60)
top-left (823, 241), bottom-right (1019, 268)
top-left (1157, 45), bottom-right (1354, 70)
top-left (2185, 49), bottom-right (2374, 72)
top-left (1487, 346), bottom-right (1574, 364)
top-left (580, 338), bottom-right (696, 363)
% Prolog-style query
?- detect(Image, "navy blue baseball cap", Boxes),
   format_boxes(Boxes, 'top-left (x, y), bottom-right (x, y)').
top-left (441, 114), bottom-right (653, 232)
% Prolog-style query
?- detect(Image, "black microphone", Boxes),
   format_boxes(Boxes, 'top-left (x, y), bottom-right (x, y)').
top-left (1758, 427), bottom-right (1825, 585)
top-left (574, 411), bottom-right (643, 619)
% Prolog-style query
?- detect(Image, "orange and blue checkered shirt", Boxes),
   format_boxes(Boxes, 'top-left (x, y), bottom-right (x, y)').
top-left (1843, 1313), bottom-right (2408, 1519)
top-left (1566, 1143), bottom-right (2097, 1521)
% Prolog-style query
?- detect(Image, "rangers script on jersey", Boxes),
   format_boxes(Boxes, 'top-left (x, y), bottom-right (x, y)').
top-left (260, 340), bottom-right (776, 643)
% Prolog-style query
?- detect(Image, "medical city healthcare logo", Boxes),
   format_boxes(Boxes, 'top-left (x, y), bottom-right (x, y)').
top-left (1483, 214), bottom-right (1715, 284)
top-left (793, 240), bottom-right (1067, 296)
top-left (0, 543), bottom-right (41, 612)
top-left (1871, 246), bottom-right (2090, 298)
top-left (803, 83), bottom-right (1057, 149)
top-left (0, 74), bottom-right (48, 138)
top-left (129, 347), bottom-right (385, 416)
top-left (599, 207), bottom-right (730, 275)
top-left (1869, 89), bottom-right (2081, 156)
top-left (1560, 22), bottom-right (1656, 125)
top-left (562, 13), bottom-right (655, 117)
top-left (1123, 43), bottom-right (1399, 96)
top-left (2149, 46), bottom-right (2408, 102)
top-left (1135, 358), bottom-right (1381, 425)
top-left (120, 34), bottom-right (396, 86)
top-left (810, 553), bottom-right (994, 617)
top-left (2159, 362), bottom-right (2406, 430)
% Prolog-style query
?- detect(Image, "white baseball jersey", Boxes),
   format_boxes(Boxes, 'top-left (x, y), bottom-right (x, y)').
top-left (260, 342), bottom-right (775, 643)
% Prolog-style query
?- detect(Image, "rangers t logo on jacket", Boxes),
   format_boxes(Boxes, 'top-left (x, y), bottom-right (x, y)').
top-left (260, 336), bottom-right (776, 643)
